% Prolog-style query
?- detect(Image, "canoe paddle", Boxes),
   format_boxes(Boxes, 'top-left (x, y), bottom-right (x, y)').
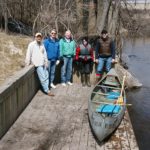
top-left (115, 75), bottom-right (126, 105)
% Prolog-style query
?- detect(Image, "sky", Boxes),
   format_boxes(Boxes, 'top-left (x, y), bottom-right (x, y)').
top-left (127, 0), bottom-right (150, 3)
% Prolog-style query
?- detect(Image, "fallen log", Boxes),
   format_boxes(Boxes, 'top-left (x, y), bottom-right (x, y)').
top-left (115, 63), bottom-right (142, 89)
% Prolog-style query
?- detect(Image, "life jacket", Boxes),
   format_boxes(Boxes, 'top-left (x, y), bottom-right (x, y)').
top-left (99, 38), bottom-right (111, 56)
top-left (79, 44), bottom-right (91, 60)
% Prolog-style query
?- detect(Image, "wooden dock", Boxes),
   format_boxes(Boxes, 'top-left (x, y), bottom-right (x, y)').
top-left (0, 83), bottom-right (138, 150)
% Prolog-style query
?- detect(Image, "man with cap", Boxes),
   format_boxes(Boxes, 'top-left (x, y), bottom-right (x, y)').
top-left (95, 29), bottom-right (116, 81)
top-left (25, 32), bottom-right (54, 96)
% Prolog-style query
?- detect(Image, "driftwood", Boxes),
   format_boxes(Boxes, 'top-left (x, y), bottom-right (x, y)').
top-left (115, 63), bottom-right (142, 89)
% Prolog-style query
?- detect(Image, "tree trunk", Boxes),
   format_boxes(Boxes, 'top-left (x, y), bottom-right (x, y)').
top-left (4, 9), bottom-right (8, 33)
top-left (96, 0), bottom-right (111, 34)
top-left (88, 0), bottom-right (97, 36)
top-left (108, 0), bottom-right (121, 38)
top-left (3, 0), bottom-right (8, 33)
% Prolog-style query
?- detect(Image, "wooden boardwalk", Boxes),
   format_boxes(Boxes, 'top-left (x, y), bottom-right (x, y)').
top-left (0, 83), bottom-right (138, 150)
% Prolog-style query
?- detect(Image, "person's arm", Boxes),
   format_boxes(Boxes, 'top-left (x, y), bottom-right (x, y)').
top-left (90, 47), bottom-right (94, 61)
top-left (43, 39), bottom-right (49, 54)
top-left (59, 39), bottom-right (63, 57)
top-left (57, 40), bottom-right (60, 59)
top-left (43, 46), bottom-right (48, 67)
top-left (73, 41), bottom-right (76, 56)
top-left (25, 43), bottom-right (32, 66)
top-left (56, 40), bottom-right (60, 65)
top-left (75, 46), bottom-right (80, 60)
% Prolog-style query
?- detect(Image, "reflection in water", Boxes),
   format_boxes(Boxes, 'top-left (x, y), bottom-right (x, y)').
top-left (123, 38), bottom-right (150, 150)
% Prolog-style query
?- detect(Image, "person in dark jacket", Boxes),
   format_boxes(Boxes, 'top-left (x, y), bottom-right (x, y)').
top-left (44, 29), bottom-right (60, 89)
top-left (76, 37), bottom-right (94, 87)
top-left (95, 29), bottom-right (116, 80)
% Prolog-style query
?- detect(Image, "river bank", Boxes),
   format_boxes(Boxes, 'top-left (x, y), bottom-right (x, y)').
top-left (0, 32), bottom-right (31, 85)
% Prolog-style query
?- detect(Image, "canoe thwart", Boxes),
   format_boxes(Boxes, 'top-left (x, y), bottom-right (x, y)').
top-left (92, 100), bottom-right (132, 106)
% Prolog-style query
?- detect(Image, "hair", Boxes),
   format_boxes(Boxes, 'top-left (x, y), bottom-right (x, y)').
top-left (82, 36), bottom-right (88, 42)
top-left (101, 29), bottom-right (108, 34)
top-left (65, 30), bottom-right (71, 35)
top-left (50, 29), bottom-right (57, 33)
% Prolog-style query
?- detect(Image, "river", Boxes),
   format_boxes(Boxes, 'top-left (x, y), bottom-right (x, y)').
top-left (123, 38), bottom-right (150, 150)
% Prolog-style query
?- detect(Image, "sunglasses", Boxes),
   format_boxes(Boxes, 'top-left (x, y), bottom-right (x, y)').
top-left (51, 32), bottom-right (56, 35)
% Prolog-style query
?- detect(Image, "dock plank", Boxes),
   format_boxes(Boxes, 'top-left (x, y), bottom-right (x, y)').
top-left (69, 112), bottom-right (84, 150)
top-left (78, 109), bottom-right (89, 150)
top-left (0, 83), bottom-right (138, 150)
top-left (87, 127), bottom-right (96, 150)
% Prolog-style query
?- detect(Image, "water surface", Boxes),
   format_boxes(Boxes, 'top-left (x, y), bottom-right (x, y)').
top-left (123, 38), bottom-right (150, 150)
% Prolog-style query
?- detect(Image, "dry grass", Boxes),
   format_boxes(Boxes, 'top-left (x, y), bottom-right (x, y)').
top-left (0, 32), bottom-right (32, 85)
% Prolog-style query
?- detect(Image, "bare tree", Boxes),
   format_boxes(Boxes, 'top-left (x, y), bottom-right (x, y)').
top-left (96, 0), bottom-right (111, 34)
top-left (3, 0), bottom-right (8, 33)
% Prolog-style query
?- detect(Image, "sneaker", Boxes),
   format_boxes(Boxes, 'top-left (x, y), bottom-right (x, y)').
top-left (50, 83), bottom-right (56, 89)
top-left (67, 82), bottom-right (73, 85)
top-left (62, 83), bottom-right (66, 86)
top-left (47, 91), bottom-right (55, 96)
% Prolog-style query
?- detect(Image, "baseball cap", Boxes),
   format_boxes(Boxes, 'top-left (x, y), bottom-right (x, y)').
top-left (35, 32), bottom-right (42, 37)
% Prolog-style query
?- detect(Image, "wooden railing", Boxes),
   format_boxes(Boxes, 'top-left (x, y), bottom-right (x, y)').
top-left (0, 66), bottom-right (40, 138)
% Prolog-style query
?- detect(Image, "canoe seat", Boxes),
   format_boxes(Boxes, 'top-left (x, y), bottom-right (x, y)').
top-left (96, 104), bottom-right (121, 114)
top-left (106, 91), bottom-right (120, 100)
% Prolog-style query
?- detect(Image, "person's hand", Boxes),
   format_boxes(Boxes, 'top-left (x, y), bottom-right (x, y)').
top-left (95, 59), bottom-right (99, 63)
top-left (44, 62), bottom-right (48, 68)
top-left (75, 56), bottom-right (79, 61)
top-left (56, 60), bottom-right (60, 65)
top-left (111, 59), bottom-right (116, 63)
top-left (84, 56), bottom-right (87, 61)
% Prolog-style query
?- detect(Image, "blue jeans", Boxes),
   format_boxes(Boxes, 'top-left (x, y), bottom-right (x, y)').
top-left (61, 57), bottom-right (73, 83)
top-left (48, 60), bottom-right (56, 84)
top-left (36, 66), bottom-right (49, 93)
top-left (97, 57), bottom-right (112, 74)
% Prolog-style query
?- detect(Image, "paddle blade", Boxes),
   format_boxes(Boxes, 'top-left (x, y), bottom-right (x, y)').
top-left (116, 96), bottom-right (124, 104)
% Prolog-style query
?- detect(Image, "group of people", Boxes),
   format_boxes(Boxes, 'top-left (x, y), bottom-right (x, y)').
top-left (25, 29), bottom-right (116, 96)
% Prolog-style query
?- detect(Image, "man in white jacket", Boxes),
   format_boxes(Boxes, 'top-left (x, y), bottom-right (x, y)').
top-left (25, 32), bottom-right (54, 96)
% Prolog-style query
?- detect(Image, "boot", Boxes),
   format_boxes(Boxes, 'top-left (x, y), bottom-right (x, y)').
top-left (86, 74), bottom-right (91, 87)
top-left (95, 74), bottom-right (102, 84)
top-left (81, 74), bottom-right (86, 86)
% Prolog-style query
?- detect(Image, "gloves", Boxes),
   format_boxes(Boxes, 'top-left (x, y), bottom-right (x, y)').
top-left (56, 60), bottom-right (60, 65)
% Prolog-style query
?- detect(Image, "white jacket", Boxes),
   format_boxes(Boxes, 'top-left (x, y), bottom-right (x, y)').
top-left (25, 40), bottom-right (48, 67)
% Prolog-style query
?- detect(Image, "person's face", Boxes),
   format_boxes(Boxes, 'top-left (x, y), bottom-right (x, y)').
top-left (83, 39), bottom-right (88, 45)
top-left (50, 31), bottom-right (57, 38)
top-left (101, 33), bottom-right (108, 39)
top-left (35, 36), bottom-right (42, 42)
top-left (65, 31), bottom-right (71, 39)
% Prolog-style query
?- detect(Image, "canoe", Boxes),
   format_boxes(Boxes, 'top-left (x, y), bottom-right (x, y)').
top-left (88, 68), bottom-right (126, 142)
